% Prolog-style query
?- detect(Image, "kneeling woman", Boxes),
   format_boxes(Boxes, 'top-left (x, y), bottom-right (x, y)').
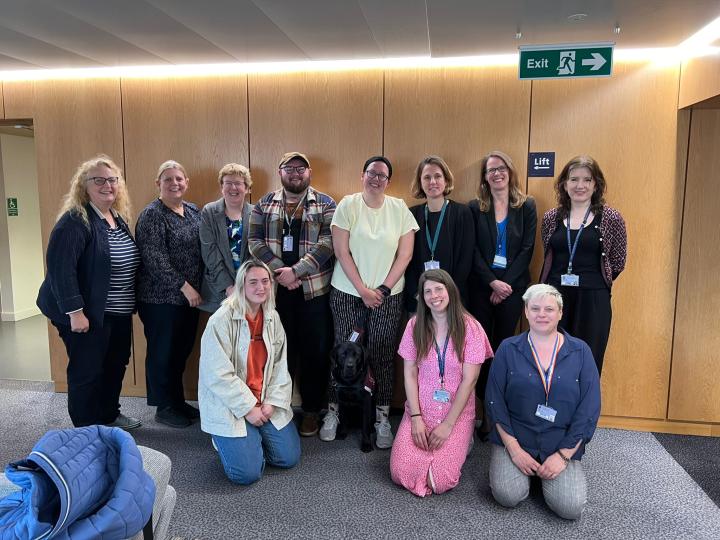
top-left (485, 284), bottom-right (600, 520)
top-left (199, 259), bottom-right (300, 485)
top-left (390, 269), bottom-right (492, 497)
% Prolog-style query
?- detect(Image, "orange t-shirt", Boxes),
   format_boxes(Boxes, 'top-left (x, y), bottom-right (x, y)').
top-left (245, 310), bottom-right (268, 403)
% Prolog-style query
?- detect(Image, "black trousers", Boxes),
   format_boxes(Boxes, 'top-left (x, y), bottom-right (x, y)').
top-left (275, 287), bottom-right (332, 413)
top-left (470, 283), bottom-right (524, 400)
top-left (55, 313), bottom-right (132, 427)
top-left (138, 302), bottom-right (199, 408)
top-left (556, 286), bottom-right (612, 376)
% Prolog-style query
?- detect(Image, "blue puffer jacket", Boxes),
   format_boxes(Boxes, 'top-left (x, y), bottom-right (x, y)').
top-left (0, 426), bottom-right (155, 539)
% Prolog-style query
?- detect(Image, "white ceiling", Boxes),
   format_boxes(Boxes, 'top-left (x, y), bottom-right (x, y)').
top-left (0, 0), bottom-right (718, 70)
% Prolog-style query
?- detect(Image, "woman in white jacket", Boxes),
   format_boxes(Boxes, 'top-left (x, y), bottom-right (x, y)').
top-left (199, 259), bottom-right (300, 485)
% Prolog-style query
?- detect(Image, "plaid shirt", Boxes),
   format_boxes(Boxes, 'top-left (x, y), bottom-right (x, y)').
top-left (249, 187), bottom-right (336, 300)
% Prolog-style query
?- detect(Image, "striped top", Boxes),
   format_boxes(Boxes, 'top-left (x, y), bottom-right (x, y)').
top-left (106, 225), bottom-right (141, 314)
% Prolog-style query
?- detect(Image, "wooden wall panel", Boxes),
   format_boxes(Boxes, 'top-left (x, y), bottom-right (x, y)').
top-left (0, 83), bottom-right (4, 118)
top-left (679, 54), bottom-right (720, 109)
top-left (384, 67), bottom-right (531, 203)
top-left (669, 108), bottom-right (720, 422)
top-left (248, 70), bottom-right (383, 201)
top-left (2, 81), bottom-right (34, 119)
top-left (528, 62), bottom-right (685, 419)
top-left (32, 78), bottom-right (125, 390)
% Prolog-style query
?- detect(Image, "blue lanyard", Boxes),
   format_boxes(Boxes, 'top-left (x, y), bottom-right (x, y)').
top-left (565, 206), bottom-right (592, 274)
top-left (424, 200), bottom-right (448, 260)
top-left (527, 333), bottom-right (560, 404)
top-left (434, 334), bottom-right (451, 386)
top-left (496, 218), bottom-right (507, 252)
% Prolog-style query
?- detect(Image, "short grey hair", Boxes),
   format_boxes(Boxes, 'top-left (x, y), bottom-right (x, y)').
top-left (522, 284), bottom-right (563, 310)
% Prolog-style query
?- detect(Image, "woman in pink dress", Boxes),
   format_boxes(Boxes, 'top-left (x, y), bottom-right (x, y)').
top-left (390, 269), bottom-right (493, 497)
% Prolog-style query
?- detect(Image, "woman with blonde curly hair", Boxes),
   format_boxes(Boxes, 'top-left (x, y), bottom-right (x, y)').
top-left (37, 155), bottom-right (142, 429)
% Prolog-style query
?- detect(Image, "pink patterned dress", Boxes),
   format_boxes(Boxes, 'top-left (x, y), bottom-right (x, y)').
top-left (390, 314), bottom-right (492, 497)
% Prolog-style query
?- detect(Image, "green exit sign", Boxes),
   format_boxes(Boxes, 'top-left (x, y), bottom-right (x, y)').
top-left (7, 197), bottom-right (18, 217)
top-left (519, 43), bottom-right (613, 80)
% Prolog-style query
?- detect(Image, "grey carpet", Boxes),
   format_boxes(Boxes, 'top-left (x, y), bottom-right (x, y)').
top-left (1, 379), bottom-right (719, 539)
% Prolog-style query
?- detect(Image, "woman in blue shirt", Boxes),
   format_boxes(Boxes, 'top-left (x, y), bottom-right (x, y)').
top-left (485, 284), bottom-right (600, 520)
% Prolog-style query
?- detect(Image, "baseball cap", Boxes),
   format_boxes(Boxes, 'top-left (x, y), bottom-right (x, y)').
top-left (278, 151), bottom-right (310, 168)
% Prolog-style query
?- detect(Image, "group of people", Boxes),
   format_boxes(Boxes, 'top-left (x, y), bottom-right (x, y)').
top-left (37, 149), bottom-right (626, 519)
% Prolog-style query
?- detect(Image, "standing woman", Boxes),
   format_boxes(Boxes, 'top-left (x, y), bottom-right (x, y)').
top-left (136, 160), bottom-right (203, 428)
top-left (390, 270), bottom-right (492, 497)
top-left (199, 163), bottom-right (253, 312)
top-left (320, 156), bottom-right (419, 448)
top-left (469, 151), bottom-right (536, 435)
top-left (199, 260), bottom-right (300, 485)
top-left (540, 155), bottom-right (627, 375)
top-left (405, 156), bottom-right (475, 313)
top-left (37, 155), bottom-right (141, 429)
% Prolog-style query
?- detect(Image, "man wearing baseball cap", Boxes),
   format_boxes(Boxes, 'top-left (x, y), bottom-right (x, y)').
top-left (248, 152), bottom-right (336, 437)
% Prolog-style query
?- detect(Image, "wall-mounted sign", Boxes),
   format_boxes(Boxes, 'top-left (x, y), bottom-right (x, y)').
top-left (7, 197), bottom-right (18, 217)
top-left (519, 42), bottom-right (613, 80)
top-left (528, 153), bottom-right (555, 177)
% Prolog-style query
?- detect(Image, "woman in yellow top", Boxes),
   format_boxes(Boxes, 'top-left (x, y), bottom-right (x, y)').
top-left (320, 156), bottom-right (419, 449)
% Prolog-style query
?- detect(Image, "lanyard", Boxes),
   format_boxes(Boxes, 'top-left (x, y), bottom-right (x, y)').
top-left (565, 206), bottom-right (592, 274)
top-left (424, 200), bottom-right (448, 260)
top-left (496, 218), bottom-right (507, 252)
top-left (434, 333), bottom-right (451, 387)
top-left (282, 192), bottom-right (307, 234)
top-left (527, 333), bottom-right (560, 405)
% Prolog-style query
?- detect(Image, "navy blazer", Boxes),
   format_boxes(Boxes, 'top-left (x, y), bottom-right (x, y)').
top-left (485, 331), bottom-right (601, 461)
top-left (37, 205), bottom-right (133, 328)
top-left (469, 197), bottom-right (537, 290)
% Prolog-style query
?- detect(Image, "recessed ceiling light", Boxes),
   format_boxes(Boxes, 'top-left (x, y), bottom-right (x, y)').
top-left (568, 13), bottom-right (588, 21)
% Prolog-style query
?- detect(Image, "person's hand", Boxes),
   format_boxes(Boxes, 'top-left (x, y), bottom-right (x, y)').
top-left (428, 421), bottom-right (453, 450)
top-left (225, 285), bottom-right (235, 298)
top-left (245, 406), bottom-right (267, 427)
top-left (260, 403), bottom-right (275, 421)
top-left (360, 287), bottom-right (383, 309)
top-left (69, 311), bottom-right (90, 333)
top-left (507, 445), bottom-right (541, 476)
top-left (275, 267), bottom-right (297, 288)
top-left (537, 452), bottom-right (568, 480)
top-left (410, 416), bottom-right (429, 450)
top-left (489, 280), bottom-right (512, 300)
top-left (490, 291), bottom-right (504, 305)
top-left (285, 278), bottom-right (302, 290)
top-left (181, 282), bottom-right (203, 307)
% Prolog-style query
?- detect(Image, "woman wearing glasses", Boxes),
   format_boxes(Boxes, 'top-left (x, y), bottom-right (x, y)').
top-left (199, 163), bottom-right (253, 313)
top-left (136, 160), bottom-right (203, 428)
top-left (320, 156), bottom-right (419, 449)
top-left (468, 151), bottom-right (537, 437)
top-left (38, 155), bottom-right (142, 429)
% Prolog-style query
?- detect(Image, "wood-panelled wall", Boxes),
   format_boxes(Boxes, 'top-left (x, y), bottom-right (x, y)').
top-left (2, 60), bottom-right (718, 434)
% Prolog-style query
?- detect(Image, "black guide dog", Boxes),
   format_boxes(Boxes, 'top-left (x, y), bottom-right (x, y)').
top-left (330, 311), bottom-right (375, 453)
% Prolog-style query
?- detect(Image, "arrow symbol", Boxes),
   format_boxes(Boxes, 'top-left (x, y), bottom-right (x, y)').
top-left (533, 166), bottom-right (550, 170)
top-left (582, 53), bottom-right (607, 71)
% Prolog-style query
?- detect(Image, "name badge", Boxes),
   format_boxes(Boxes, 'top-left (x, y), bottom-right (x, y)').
top-left (560, 273), bottom-right (580, 287)
top-left (283, 235), bottom-right (294, 252)
top-left (492, 255), bottom-right (507, 268)
top-left (535, 404), bottom-right (557, 423)
top-left (424, 260), bottom-right (440, 271)
top-left (432, 389), bottom-right (450, 403)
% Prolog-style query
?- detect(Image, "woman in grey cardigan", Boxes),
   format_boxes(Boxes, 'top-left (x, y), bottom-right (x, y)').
top-left (199, 163), bottom-right (253, 312)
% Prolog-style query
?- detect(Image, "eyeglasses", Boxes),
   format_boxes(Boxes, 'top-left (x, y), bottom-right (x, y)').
top-left (281, 166), bottom-right (307, 174)
top-left (223, 181), bottom-right (246, 189)
top-left (88, 176), bottom-right (119, 186)
top-left (365, 171), bottom-right (389, 182)
top-left (486, 166), bottom-right (508, 176)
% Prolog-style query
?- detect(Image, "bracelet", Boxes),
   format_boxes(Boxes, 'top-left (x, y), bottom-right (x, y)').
top-left (410, 413), bottom-right (422, 418)
top-left (557, 450), bottom-right (570, 463)
top-left (377, 285), bottom-right (391, 297)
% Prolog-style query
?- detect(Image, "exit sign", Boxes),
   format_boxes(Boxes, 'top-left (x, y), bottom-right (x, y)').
top-left (519, 43), bottom-right (613, 80)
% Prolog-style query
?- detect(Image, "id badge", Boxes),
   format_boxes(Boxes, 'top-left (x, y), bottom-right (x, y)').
top-left (432, 389), bottom-right (450, 403)
top-left (282, 235), bottom-right (294, 252)
top-left (535, 404), bottom-right (557, 423)
top-left (492, 255), bottom-right (507, 268)
top-left (424, 260), bottom-right (440, 271)
top-left (560, 273), bottom-right (580, 287)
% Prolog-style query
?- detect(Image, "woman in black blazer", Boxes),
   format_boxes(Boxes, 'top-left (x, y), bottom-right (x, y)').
top-left (469, 150), bottom-right (537, 432)
top-left (404, 155), bottom-right (474, 312)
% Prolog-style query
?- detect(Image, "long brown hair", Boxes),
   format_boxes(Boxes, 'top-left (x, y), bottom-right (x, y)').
top-left (555, 155), bottom-right (607, 218)
top-left (413, 269), bottom-right (468, 363)
top-left (476, 150), bottom-right (528, 212)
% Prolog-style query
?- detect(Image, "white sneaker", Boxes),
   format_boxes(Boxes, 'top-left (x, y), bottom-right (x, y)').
top-left (319, 410), bottom-right (339, 441)
top-left (375, 418), bottom-right (394, 449)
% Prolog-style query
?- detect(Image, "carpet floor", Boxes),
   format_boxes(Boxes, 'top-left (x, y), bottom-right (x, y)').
top-left (1, 380), bottom-right (719, 539)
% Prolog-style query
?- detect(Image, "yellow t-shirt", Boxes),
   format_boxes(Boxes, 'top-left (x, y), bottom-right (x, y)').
top-left (331, 192), bottom-right (419, 296)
